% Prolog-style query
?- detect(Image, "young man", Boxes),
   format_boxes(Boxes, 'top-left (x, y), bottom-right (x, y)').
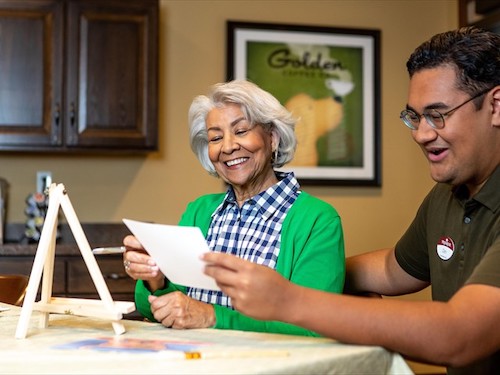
top-left (203, 27), bottom-right (500, 375)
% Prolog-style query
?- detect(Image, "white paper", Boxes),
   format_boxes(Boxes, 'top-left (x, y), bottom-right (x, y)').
top-left (123, 218), bottom-right (220, 291)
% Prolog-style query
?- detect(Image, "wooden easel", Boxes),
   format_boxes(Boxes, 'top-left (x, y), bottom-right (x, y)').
top-left (15, 183), bottom-right (135, 339)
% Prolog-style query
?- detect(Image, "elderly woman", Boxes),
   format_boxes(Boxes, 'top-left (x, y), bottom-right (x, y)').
top-left (123, 80), bottom-right (345, 336)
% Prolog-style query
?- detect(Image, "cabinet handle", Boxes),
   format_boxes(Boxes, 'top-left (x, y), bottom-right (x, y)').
top-left (105, 273), bottom-right (128, 280)
top-left (70, 102), bottom-right (76, 127)
top-left (54, 103), bottom-right (61, 127)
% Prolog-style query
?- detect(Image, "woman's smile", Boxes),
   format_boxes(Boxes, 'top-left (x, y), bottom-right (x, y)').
top-left (225, 157), bottom-right (249, 167)
top-left (206, 103), bottom-right (278, 201)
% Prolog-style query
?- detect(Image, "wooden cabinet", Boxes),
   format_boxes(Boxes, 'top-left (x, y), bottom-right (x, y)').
top-left (0, 223), bottom-right (140, 318)
top-left (66, 256), bottom-right (133, 299)
top-left (0, 0), bottom-right (158, 153)
top-left (459, 0), bottom-right (500, 32)
top-left (0, 256), bottom-right (66, 295)
top-left (0, 252), bottom-right (139, 318)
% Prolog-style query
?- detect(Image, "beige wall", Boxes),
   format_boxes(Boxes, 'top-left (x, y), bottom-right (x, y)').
top-left (2, 1), bottom-right (458, 372)
top-left (2, 0), bottom-right (457, 250)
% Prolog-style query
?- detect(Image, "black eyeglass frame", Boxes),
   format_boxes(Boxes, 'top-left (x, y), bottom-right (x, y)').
top-left (399, 87), bottom-right (493, 130)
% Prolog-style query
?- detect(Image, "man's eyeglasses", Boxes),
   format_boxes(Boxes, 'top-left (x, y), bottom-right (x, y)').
top-left (400, 87), bottom-right (492, 130)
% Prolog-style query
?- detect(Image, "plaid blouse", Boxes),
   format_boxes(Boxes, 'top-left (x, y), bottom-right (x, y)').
top-left (187, 172), bottom-right (300, 308)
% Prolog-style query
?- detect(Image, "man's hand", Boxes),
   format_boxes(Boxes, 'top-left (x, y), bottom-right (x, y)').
top-left (203, 252), bottom-right (294, 321)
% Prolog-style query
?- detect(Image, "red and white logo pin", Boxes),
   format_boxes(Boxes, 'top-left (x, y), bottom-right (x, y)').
top-left (436, 236), bottom-right (455, 261)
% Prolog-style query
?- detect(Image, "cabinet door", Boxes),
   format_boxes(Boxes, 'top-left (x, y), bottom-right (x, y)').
top-left (0, 256), bottom-right (66, 295)
top-left (66, 0), bottom-right (158, 151)
top-left (66, 257), bottom-right (135, 296)
top-left (0, 1), bottom-right (63, 150)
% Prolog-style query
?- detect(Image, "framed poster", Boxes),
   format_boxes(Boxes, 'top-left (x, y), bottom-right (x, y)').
top-left (227, 21), bottom-right (381, 186)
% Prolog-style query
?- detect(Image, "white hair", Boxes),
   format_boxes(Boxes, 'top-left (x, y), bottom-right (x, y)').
top-left (188, 80), bottom-right (297, 176)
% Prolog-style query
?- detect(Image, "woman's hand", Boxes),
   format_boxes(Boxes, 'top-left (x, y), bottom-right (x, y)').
top-left (148, 292), bottom-right (215, 329)
top-left (122, 235), bottom-right (165, 291)
top-left (203, 252), bottom-right (293, 321)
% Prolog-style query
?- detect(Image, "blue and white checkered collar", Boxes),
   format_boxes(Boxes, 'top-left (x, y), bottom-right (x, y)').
top-left (213, 172), bottom-right (300, 221)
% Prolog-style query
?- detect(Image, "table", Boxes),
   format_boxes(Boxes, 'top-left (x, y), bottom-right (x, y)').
top-left (0, 303), bottom-right (413, 374)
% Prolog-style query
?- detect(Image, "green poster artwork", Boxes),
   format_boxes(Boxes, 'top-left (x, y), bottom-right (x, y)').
top-left (245, 41), bottom-right (364, 168)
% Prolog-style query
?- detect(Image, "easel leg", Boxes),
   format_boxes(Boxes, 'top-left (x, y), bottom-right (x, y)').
top-left (59, 188), bottom-right (126, 335)
top-left (15, 184), bottom-right (64, 339)
top-left (39, 219), bottom-right (58, 329)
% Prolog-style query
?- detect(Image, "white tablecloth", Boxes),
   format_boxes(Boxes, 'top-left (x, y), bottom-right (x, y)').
top-left (0, 303), bottom-right (413, 374)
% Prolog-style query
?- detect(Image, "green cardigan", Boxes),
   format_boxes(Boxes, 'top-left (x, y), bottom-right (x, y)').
top-left (135, 191), bottom-right (345, 336)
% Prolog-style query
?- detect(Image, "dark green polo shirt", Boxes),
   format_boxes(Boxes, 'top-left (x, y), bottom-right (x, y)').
top-left (395, 166), bottom-right (499, 374)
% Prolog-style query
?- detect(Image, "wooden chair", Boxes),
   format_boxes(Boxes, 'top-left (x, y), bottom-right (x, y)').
top-left (0, 274), bottom-right (29, 306)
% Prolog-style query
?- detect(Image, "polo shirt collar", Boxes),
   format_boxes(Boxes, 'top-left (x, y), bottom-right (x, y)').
top-left (454, 165), bottom-right (500, 213)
